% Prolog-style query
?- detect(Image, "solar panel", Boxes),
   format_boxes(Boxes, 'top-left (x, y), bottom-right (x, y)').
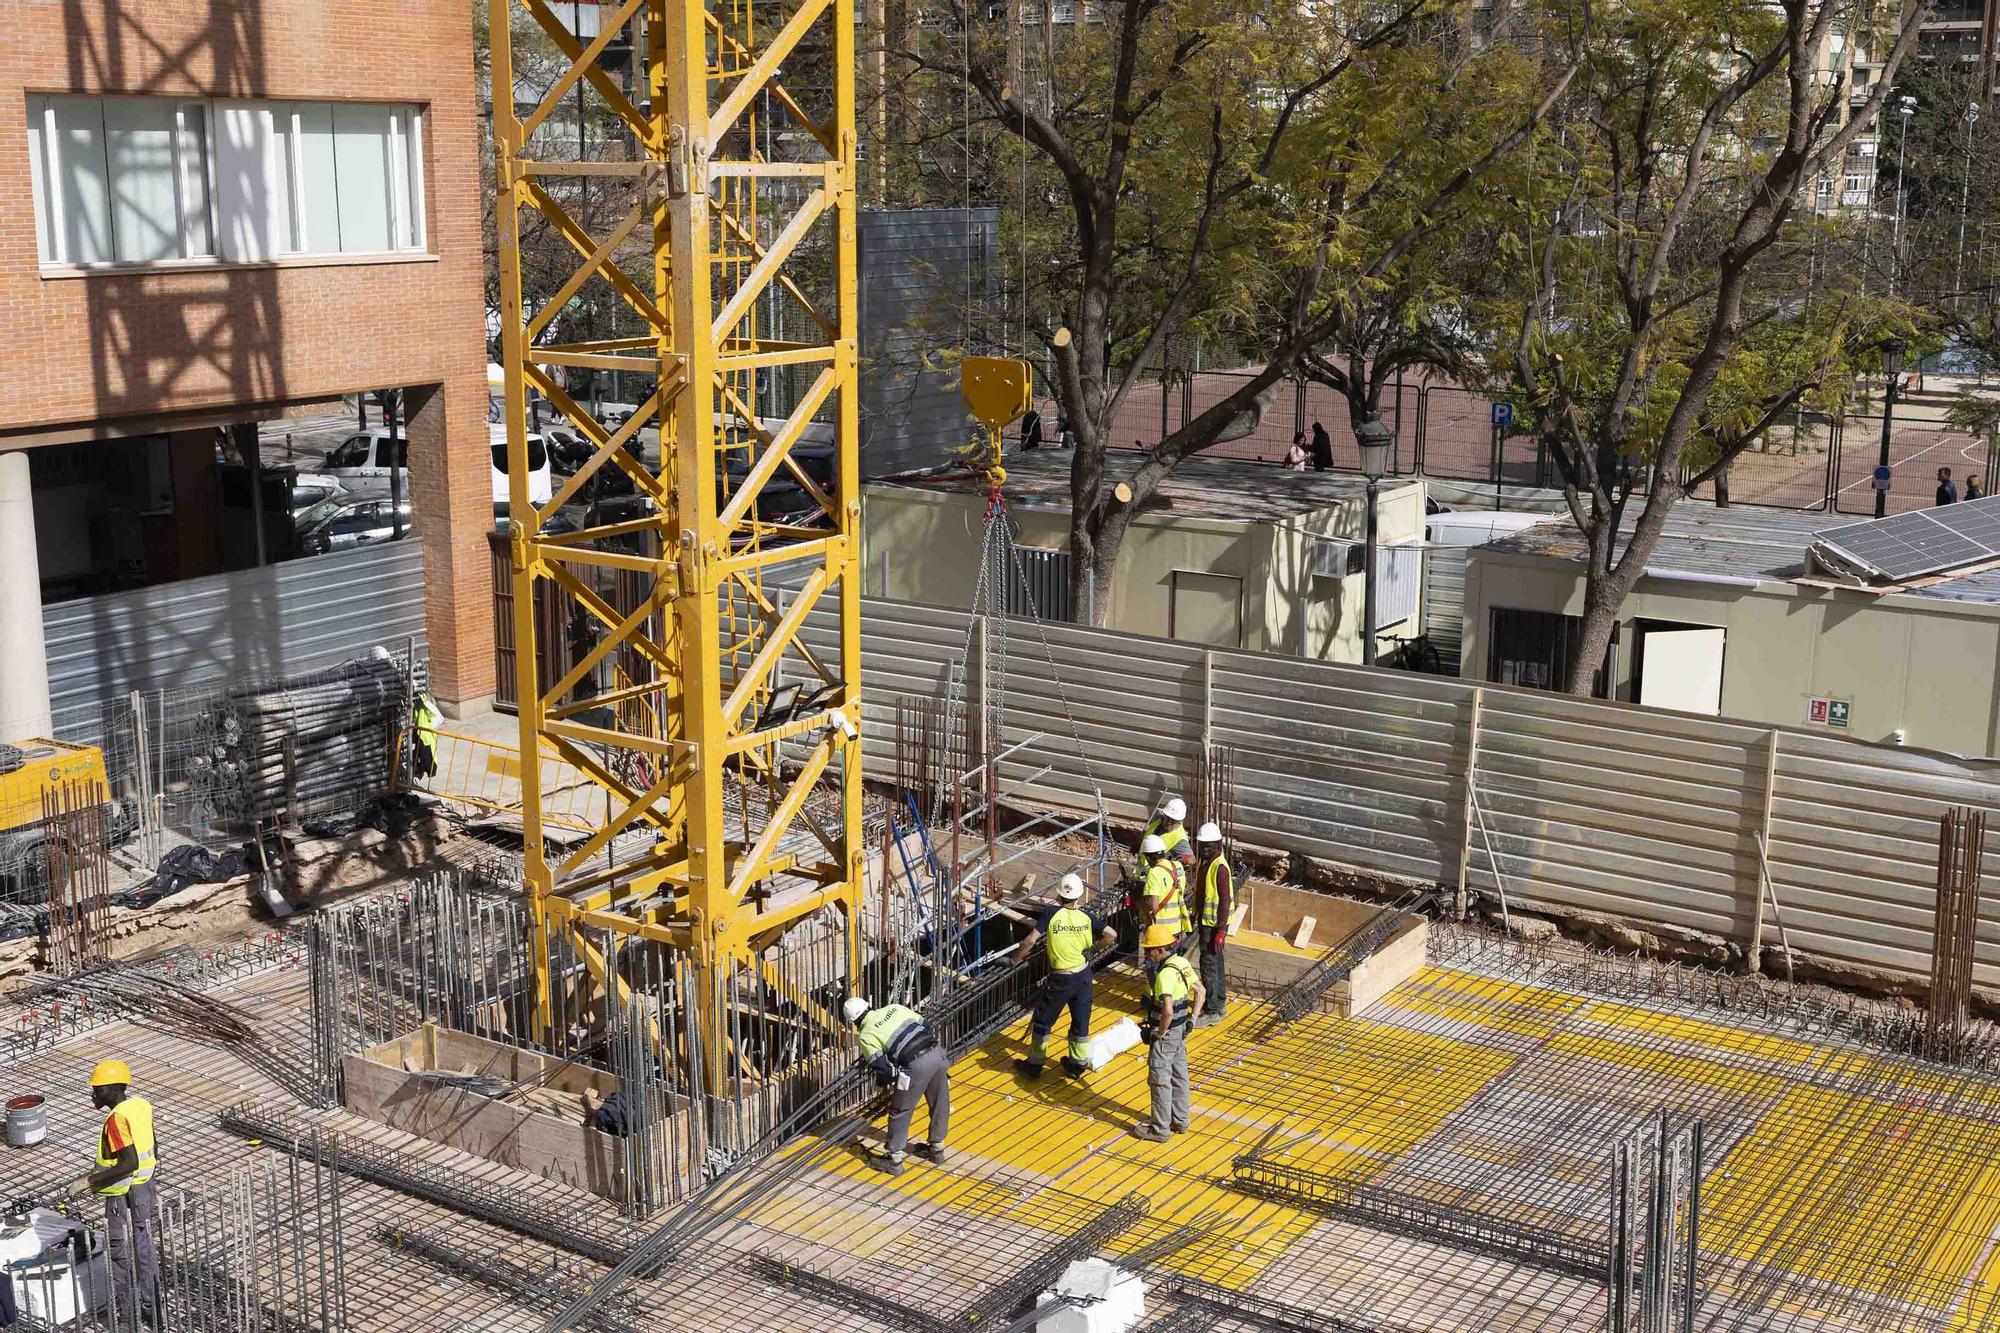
top-left (1813, 496), bottom-right (2000, 581)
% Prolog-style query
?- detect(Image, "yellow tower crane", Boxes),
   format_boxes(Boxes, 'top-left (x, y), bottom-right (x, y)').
top-left (489, 0), bottom-right (863, 1086)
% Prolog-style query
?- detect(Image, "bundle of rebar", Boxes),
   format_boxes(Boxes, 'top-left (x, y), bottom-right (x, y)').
top-left (20, 961), bottom-right (261, 1046)
top-left (384, 1227), bottom-right (648, 1333)
top-left (199, 655), bottom-right (407, 830)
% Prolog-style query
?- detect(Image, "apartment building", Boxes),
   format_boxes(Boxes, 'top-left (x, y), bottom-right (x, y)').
top-left (0, 0), bottom-right (494, 739)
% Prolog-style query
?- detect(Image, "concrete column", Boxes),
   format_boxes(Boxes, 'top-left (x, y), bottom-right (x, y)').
top-left (0, 451), bottom-right (53, 738)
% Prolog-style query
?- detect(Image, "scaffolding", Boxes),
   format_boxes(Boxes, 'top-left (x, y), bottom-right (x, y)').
top-left (489, 0), bottom-right (864, 1088)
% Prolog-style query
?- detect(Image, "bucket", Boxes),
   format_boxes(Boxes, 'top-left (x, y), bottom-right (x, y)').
top-left (5, 1094), bottom-right (47, 1147)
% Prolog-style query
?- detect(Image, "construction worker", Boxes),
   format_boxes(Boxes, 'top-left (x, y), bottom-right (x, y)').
top-left (411, 687), bottom-right (441, 782)
top-left (844, 996), bottom-right (949, 1176)
top-left (1131, 923), bottom-right (1204, 1143)
top-left (1013, 873), bottom-right (1117, 1080)
top-left (1138, 834), bottom-right (1189, 952)
top-left (1192, 822), bottom-right (1232, 1026)
top-left (73, 1059), bottom-right (161, 1328)
top-left (1144, 796), bottom-right (1196, 887)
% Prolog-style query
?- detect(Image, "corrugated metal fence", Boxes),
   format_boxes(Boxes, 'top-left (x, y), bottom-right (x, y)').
top-left (800, 596), bottom-right (2000, 987)
top-left (44, 542), bottom-right (429, 738)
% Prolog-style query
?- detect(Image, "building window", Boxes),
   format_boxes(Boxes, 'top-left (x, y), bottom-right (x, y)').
top-left (1488, 607), bottom-right (1608, 696)
top-left (28, 94), bottom-right (426, 268)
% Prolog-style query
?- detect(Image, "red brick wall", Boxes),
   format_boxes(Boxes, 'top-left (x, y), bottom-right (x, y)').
top-left (0, 0), bottom-right (495, 704)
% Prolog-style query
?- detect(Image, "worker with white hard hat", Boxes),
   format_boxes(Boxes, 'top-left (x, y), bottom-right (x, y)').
top-left (1013, 873), bottom-right (1117, 1080)
top-left (1192, 822), bottom-right (1233, 1026)
top-left (1143, 796), bottom-right (1196, 889)
top-left (843, 996), bottom-right (949, 1175)
top-left (1137, 833), bottom-right (1189, 952)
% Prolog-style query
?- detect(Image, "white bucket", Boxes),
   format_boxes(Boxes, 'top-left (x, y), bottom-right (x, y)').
top-left (5, 1093), bottom-right (48, 1147)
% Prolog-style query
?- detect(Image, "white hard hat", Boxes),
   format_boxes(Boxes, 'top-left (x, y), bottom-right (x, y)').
top-left (841, 996), bottom-right (869, 1024)
top-left (1058, 873), bottom-right (1086, 901)
top-left (1160, 797), bottom-right (1187, 822)
top-left (1140, 833), bottom-right (1167, 855)
top-left (1196, 821), bottom-right (1223, 843)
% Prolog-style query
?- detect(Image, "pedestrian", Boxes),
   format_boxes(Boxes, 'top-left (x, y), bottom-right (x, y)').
top-left (1013, 873), bottom-right (1117, 1080)
top-left (66, 1059), bottom-right (161, 1329)
top-left (1938, 466), bottom-right (1959, 506)
top-left (1021, 409), bottom-right (1044, 452)
top-left (844, 996), bottom-right (949, 1175)
top-left (1055, 408), bottom-right (1073, 450)
top-left (1191, 823), bottom-right (1232, 1026)
top-left (1137, 835), bottom-right (1189, 951)
top-left (410, 687), bottom-right (441, 782)
top-left (1131, 923), bottom-right (1204, 1143)
top-left (1968, 474), bottom-right (1984, 501)
top-left (1310, 421), bottom-right (1333, 471)
top-left (1285, 434), bottom-right (1309, 471)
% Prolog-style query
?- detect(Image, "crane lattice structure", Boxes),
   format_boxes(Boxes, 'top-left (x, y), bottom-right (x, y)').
top-left (489, 0), bottom-right (862, 1089)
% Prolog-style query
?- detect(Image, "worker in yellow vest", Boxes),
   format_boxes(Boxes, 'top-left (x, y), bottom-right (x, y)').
top-left (1192, 822), bottom-right (1233, 1026)
top-left (74, 1059), bottom-right (161, 1327)
top-left (1143, 796), bottom-right (1195, 894)
top-left (1131, 923), bottom-right (1204, 1143)
top-left (1013, 873), bottom-right (1117, 1080)
top-left (845, 996), bottom-right (949, 1176)
top-left (1137, 835), bottom-right (1189, 951)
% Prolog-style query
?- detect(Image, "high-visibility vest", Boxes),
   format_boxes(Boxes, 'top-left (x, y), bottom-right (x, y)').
top-left (1044, 906), bottom-right (1098, 975)
top-left (1197, 856), bottom-right (1229, 929)
top-left (1145, 819), bottom-right (1191, 861)
top-left (857, 1004), bottom-right (934, 1067)
top-left (414, 692), bottom-right (441, 749)
top-left (1143, 862), bottom-right (1187, 936)
top-left (94, 1095), bottom-right (157, 1196)
top-left (1149, 954), bottom-right (1198, 1021)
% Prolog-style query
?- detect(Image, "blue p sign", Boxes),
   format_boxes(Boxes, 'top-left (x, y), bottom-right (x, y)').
top-left (1491, 402), bottom-right (1514, 429)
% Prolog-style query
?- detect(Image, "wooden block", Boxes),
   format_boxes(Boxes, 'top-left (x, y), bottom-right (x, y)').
top-left (1228, 903), bottom-right (1248, 934)
top-left (1292, 916), bottom-right (1317, 950)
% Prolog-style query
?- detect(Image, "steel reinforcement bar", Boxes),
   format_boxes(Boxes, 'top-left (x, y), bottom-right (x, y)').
top-left (218, 1101), bottom-right (632, 1266)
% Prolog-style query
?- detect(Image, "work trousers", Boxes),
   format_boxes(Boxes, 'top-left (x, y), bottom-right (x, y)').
top-left (103, 1181), bottom-right (161, 1327)
top-left (1198, 939), bottom-right (1226, 1017)
top-left (1028, 969), bottom-right (1094, 1064)
top-left (1146, 1026), bottom-right (1191, 1136)
top-left (885, 1045), bottom-right (951, 1159)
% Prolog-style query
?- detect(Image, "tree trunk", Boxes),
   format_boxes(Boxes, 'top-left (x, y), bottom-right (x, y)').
top-left (1564, 583), bottom-right (1620, 697)
top-left (1714, 464), bottom-right (1731, 507)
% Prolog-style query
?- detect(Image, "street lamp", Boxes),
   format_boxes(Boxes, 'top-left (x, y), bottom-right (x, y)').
top-left (1357, 416), bottom-right (1394, 665)
top-left (1891, 95), bottom-right (1916, 294)
top-left (1875, 336), bottom-right (1906, 519)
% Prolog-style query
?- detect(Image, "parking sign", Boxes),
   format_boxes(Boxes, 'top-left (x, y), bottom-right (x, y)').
top-left (1491, 402), bottom-right (1514, 429)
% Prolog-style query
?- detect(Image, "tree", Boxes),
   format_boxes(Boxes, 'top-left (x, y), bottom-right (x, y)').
top-left (903, 0), bottom-right (1571, 621)
top-left (1496, 0), bottom-right (1928, 694)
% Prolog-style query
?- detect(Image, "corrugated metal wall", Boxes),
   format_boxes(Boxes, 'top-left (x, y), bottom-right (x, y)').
top-left (806, 594), bottom-right (2000, 986)
top-left (1423, 545), bottom-right (1468, 672)
top-left (45, 542), bottom-right (429, 728)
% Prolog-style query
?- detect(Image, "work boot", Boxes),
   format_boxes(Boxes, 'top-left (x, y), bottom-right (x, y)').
top-left (1193, 1013), bottom-right (1218, 1028)
top-left (913, 1143), bottom-right (947, 1166)
top-left (868, 1150), bottom-right (905, 1176)
top-left (1129, 1124), bottom-right (1171, 1143)
top-left (1012, 1058), bottom-right (1045, 1081)
top-left (1059, 1056), bottom-right (1089, 1078)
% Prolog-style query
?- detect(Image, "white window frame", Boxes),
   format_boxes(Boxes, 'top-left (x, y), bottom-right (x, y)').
top-left (29, 93), bottom-right (430, 271)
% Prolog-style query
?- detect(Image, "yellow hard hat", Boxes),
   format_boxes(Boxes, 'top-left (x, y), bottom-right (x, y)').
top-left (1140, 924), bottom-right (1179, 950)
top-left (89, 1059), bottom-right (132, 1088)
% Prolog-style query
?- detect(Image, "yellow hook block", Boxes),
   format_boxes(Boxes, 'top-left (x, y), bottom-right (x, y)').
top-left (960, 356), bottom-right (1034, 433)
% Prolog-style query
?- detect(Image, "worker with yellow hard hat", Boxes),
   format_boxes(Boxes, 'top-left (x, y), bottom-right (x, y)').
top-left (70, 1058), bottom-right (162, 1327)
top-left (1131, 922), bottom-right (1204, 1144)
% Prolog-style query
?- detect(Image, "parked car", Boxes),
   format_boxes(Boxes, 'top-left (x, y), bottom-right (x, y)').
top-left (295, 497), bottom-right (416, 555)
top-left (288, 473), bottom-right (344, 513)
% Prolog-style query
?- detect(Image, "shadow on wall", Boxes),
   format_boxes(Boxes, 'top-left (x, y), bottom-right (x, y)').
top-left (65, 0), bottom-right (287, 695)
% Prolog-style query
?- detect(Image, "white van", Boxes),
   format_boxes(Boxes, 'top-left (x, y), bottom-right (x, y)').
top-left (489, 423), bottom-right (554, 508)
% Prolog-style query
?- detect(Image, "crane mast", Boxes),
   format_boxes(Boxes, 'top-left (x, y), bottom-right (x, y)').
top-left (489, 0), bottom-right (863, 1087)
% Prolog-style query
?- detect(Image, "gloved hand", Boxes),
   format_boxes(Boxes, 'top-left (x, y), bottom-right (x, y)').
top-left (1210, 928), bottom-right (1226, 952)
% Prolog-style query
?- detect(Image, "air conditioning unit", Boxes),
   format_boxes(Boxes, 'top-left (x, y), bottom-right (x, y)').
top-left (1312, 539), bottom-right (1365, 580)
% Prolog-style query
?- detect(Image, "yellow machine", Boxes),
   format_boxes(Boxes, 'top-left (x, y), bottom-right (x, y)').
top-left (0, 740), bottom-right (108, 835)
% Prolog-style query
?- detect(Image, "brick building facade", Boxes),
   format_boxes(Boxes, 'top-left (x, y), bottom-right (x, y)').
top-left (0, 0), bottom-right (494, 718)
